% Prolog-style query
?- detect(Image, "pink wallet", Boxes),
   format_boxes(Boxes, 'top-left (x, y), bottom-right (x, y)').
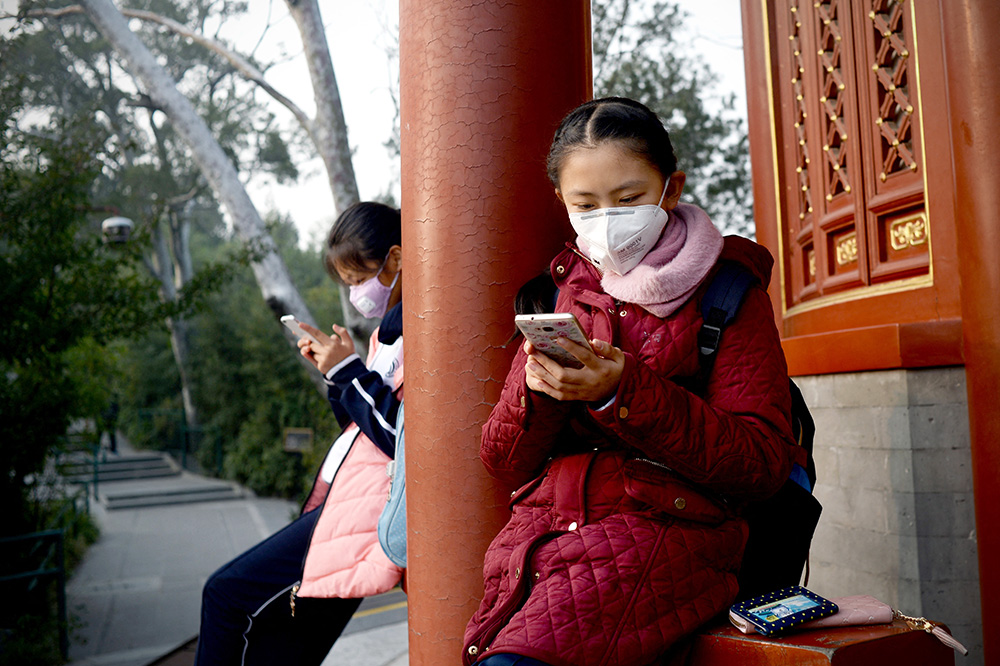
top-left (800, 595), bottom-right (893, 629)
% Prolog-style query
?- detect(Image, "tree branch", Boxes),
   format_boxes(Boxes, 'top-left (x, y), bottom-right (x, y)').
top-left (25, 4), bottom-right (318, 144)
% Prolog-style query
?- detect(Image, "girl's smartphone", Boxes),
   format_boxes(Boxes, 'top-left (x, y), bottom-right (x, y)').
top-left (514, 313), bottom-right (592, 368)
top-left (280, 314), bottom-right (320, 344)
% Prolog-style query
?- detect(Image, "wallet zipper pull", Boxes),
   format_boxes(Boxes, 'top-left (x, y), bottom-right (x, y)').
top-left (893, 609), bottom-right (969, 655)
top-left (290, 582), bottom-right (300, 617)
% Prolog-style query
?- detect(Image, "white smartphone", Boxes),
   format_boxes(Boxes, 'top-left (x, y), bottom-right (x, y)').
top-left (514, 313), bottom-right (593, 368)
top-left (280, 314), bottom-right (320, 344)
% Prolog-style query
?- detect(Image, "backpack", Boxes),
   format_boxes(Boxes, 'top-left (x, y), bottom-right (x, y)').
top-left (377, 401), bottom-right (407, 568)
top-left (698, 261), bottom-right (822, 601)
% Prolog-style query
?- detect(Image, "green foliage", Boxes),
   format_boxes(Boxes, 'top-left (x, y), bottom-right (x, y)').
top-left (593, 0), bottom-right (754, 236)
top-left (0, 70), bottom-right (163, 535)
top-left (190, 220), bottom-right (341, 499)
top-left (0, 490), bottom-right (98, 666)
top-left (0, 616), bottom-right (63, 666)
top-left (113, 215), bottom-right (342, 499)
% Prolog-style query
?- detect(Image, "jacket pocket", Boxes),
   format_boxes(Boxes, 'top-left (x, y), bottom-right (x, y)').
top-left (507, 470), bottom-right (547, 509)
top-left (623, 459), bottom-right (729, 525)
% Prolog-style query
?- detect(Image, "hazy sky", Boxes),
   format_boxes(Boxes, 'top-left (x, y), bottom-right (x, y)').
top-left (2, 0), bottom-right (747, 245)
top-left (229, 1), bottom-right (748, 246)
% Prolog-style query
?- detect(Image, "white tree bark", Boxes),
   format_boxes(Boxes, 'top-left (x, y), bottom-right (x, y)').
top-left (284, 0), bottom-right (360, 213)
top-left (78, 0), bottom-right (317, 331)
top-left (284, 0), bottom-right (376, 350)
top-left (33, 1), bottom-right (378, 348)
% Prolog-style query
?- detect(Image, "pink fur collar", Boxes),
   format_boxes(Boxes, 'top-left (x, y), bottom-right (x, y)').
top-left (598, 203), bottom-right (723, 317)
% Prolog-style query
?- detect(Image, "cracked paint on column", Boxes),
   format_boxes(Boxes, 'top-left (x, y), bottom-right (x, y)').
top-left (399, 1), bottom-right (591, 663)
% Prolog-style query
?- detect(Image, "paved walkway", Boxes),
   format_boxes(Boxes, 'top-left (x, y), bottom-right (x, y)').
top-left (65, 447), bottom-right (408, 666)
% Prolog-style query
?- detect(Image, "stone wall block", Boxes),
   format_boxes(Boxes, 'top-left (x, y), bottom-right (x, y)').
top-left (816, 486), bottom-right (891, 532)
top-left (907, 367), bottom-right (968, 406)
top-left (912, 492), bottom-right (978, 537)
top-left (912, 448), bottom-right (975, 493)
top-left (808, 562), bottom-right (901, 607)
top-left (811, 444), bottom-right (840, 488)
top-left (813, 406), bottom-right (883, 449)
top-left (887, 490), bottom-right (917, 536)
top-left (878, 406), bottom-right (918, 450)
top-left (829, 370), bottom-right (908, 408)
top-left (917, 535), bottom-right (981, 581)
top-left (909, 403), bottom-right (972, 450)
top-left (811, 523), bottom-right (904, 578)
top-left (837, 447), bottom-right (892, 491)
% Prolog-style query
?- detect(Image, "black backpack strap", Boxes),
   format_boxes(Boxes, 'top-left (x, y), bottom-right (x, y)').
top-left (699, 262), bottom-right (818, 490)
top-left (698, 262), bottom-right (759, 363)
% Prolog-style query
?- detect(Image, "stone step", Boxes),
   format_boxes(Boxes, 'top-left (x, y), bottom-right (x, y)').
top-left (98, 479), bottom-right (244, 510)
top-left (60, 452), bottom-right (181, 484)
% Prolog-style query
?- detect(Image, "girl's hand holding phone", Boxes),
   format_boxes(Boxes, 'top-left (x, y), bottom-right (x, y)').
top-left (297, 321), bottom-right (356, 375)
top-left (524, 336), bottom-right (625, 403)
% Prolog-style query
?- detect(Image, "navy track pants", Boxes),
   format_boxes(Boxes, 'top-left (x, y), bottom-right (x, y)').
top-left (194, 508), bottom-right (362, 665)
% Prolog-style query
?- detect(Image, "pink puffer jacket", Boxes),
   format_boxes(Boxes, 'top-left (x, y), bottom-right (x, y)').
top-left (297, 330), bottom-right (404, 599)
top-left (463, 236), bottom-right (800, 666)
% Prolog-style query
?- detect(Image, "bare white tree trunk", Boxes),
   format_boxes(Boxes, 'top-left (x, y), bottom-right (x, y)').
top-left (285, 0), bottom-right (376, 350)
top-left (78, 0), bottom-right (316, 332)
top-left (144, 209), bottom-right (200, 430)
top-left (284, 0), bottom-right (359, 212)
top-left (35, 1), bottom-right (379, 350)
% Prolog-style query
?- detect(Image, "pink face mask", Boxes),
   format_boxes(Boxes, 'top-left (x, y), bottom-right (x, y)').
top-left (348, 257), bottom-right (399, 319)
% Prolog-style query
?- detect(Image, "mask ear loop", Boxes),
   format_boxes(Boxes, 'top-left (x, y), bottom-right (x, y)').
top-left (383, 248), bottom-right (401, 291)
top-left (655, 179), bottom-right (669, 209)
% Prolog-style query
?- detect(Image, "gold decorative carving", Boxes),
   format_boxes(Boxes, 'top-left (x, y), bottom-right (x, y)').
top-left (835, 232), bottom-right (858, 265)
top-left (889, 214), bottom-right (927, 250)
top-left (869, 0), bottom-right (917, 178)
top-left (808, 250), bottom-right (816, 278)
top-left (787, 0), bottom-right (812, 226)
top-left (814, 0), bottom-right (852, 199)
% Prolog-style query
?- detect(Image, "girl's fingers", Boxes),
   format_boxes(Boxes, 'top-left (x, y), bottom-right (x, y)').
top-left (525, 336), bottom-right (624, 403)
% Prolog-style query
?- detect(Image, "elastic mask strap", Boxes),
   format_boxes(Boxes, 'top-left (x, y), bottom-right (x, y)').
top-left (656, 179), bottom-right (669, 208)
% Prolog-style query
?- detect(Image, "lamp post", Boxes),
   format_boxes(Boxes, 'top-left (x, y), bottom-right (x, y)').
top-left (100, 216), bottom-right (134, 244)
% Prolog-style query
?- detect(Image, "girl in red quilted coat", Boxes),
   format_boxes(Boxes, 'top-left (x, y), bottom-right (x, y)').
top-left (463, 97), bottom-right (805, 666)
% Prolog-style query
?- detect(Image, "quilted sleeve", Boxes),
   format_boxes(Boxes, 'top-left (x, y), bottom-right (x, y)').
top-left (590, 285), bottom-right (798, 500)
top-left (481, 344), bottom-right (575, 487)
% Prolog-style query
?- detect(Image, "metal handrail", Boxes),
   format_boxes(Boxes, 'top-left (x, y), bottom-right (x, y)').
top-left (0, 529), bottom-right (69, 659)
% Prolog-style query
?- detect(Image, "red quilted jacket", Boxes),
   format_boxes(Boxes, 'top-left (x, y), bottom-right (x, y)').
top-left (463, 236), bottom-right (801, 666)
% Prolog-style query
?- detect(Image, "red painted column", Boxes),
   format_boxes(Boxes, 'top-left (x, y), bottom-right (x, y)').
top-left (939, 1), bottom-right (1000, 663)
top-left (398, 3), bottom-right (591, 664)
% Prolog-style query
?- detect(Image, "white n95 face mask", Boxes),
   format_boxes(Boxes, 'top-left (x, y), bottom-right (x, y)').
top-left (569, 182), bottom-right (670, 276)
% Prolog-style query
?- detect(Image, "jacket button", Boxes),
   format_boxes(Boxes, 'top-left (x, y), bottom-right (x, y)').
top-left (520, 395), bottom-right (526, 408)
top-left (468, 646), bottom-right (479, 657)
top-left (555, 265), bottom-right (566, 275)
top-left (514, 567), bottom-right (521, 579)
top-left (619, 407), bottom-right (629, 419)
top-left (609, 307), bottom-right (616, 314)
top-left (568, 521), bottom-right (578, 531)
top-left (619, 310), bottom-right (627, 317)
top-left (674, 497), bottom-right (687, 510)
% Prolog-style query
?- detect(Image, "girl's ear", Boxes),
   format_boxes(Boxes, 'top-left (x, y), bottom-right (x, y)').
top-left (554, 188), bottom-right (565, 204)
top-left (662, 171), bottom-right (686, 210)
top-left (386, 244), bottom-right (403, 274)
